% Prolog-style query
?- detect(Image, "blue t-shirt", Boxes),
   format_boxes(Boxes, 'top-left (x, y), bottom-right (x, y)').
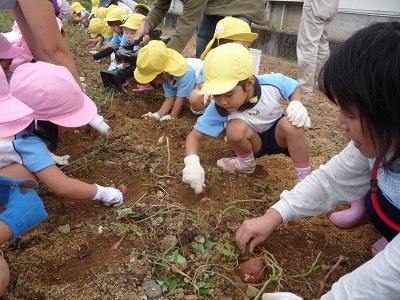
top-left (110, 32), bottom-right (127, 47)
top-left (0, 130), bottom-right (55, 172)
top-left (162, 65), bottom-right (197, 98)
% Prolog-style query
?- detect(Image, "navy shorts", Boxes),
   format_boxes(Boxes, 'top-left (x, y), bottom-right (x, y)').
top-left (254, 114), bottom-right (290, 158)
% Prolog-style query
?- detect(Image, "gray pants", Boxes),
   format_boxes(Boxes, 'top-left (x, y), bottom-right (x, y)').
top-left (296, 0), bottom-right (339, 93)
top-left (58, 0), bottom-right (74, 21)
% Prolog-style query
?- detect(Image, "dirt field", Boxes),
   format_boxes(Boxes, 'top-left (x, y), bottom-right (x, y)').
top-left (0, 20), bottom-right (381, 300)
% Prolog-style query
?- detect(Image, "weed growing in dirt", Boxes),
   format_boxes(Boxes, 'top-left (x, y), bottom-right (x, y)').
top-left (254, 183), bottom-right (272, 194)
top-left (307, 133), bottom-right (323, 156)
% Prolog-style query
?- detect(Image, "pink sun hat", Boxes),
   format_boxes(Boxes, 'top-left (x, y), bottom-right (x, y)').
top-left (0, 33), bottom-right (24, 59)
top-left (9, 62), bottom-right (98, 128)
top-left (0, 71), bottom-right (33, 137)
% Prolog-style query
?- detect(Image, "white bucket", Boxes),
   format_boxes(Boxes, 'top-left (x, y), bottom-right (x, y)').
top-left (250, 48), bottom-right (262, 76)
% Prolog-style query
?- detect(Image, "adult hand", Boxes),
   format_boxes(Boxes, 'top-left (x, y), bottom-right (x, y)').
top-left (133, 20), bottom-right (151, 46)
top-left (182, 154), bottom-right (205, 194)
top-left (92, 184), bottom-right (123, 207)
top-left (286, 100), bottom-right (311, 127)
top-left (262, 292), bottom-right (302, 300)
top-left (235, 209), bottom-right (283, 253)
top-left (0, 186), bottom-right (47, 239)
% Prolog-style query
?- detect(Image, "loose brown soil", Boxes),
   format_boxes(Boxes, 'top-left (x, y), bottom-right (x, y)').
top-left (1, 25), bottom-right (381, 300)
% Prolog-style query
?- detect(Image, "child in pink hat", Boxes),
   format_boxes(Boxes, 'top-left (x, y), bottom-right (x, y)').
top-left (0, 61), bottom-right (124, 207)
top-left (0, 70), bottom-right (48, 296)
top-left (8, 17), bottom-right (65, 73)
top-left (0, 33), bottom-right (24, 80)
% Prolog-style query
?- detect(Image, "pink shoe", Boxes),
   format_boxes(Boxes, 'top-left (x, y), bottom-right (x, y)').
top-left (330, 197), bottom-right (369, 229)
top-left (133, 83), bottom-right (155, 92)
top-left (217, 157), bottom-right (256, 174)
top-left (371, 237), bottom-right (388, 256)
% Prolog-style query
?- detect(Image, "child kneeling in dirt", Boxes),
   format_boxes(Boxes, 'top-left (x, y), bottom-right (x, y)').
top-left (0, 61), bottom-right (123, 207)
top-left (0, 72), bottom-right (48, 296)
top-left (189, 17), bottom-right (259, 115)
top-left (182, 43), bottom-right (311, 194)
top-left (134, 40), bottom-right (199, 121)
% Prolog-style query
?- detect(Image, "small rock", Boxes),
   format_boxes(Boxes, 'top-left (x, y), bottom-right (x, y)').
top-left (123, 136), bottom-right (132, 142)
top-left (246, 285), bottom-right (260, 298)
top-left (58, 224), bottom-right (70, 234)
top-left (13, 277), bottom-right (28, 297)
top-left (160, 235), bottom-right (177, 250)
top-left (142, 279), bottom-right (162, 299)
top-left (98, 225), bottom-right (104, 235)
top-left (104, 161), bottom-right (118, 168)
top-left (73, 130), bottom-right (80, 134)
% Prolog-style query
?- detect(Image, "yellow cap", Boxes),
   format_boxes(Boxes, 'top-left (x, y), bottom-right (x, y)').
top-left (89, 18), bottom-right (113, 38)
top-left (104, 7), bottom-right (128, 21)
top-left (106, 4), bottom-right (118, 12)
top-left (71, 2), bottom-right (85, 13)
top-left (95, 7), bottom-right (108, 19)
top-left (134, 40), bottom-right (188, 84)
top-left (134, 3), bottom-right (151, 13)
top-left (199, 43), bottom-right (254, 95)
top-left (91, 0), bottom-right (100, 8)
top-left (200, 17), bottom-right (258, 60)
top-left (120, 13), bottom-right (145, 30)
top-left (91, 6), bottom-right (98, 15)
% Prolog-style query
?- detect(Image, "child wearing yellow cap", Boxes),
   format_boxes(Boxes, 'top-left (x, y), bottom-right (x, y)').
top-left (189, 17), bottom-right (259, 115)
top-left (134, 40), bottom-right (198, 121)
top-left (119, 13), bottom-right (156, 91)
top-left (133, 3), bottom-right (151, 16)
top-left (120, 13), bottom-right (145, 48)
top-left (71, 2), bottom-right (91, 28)
top-left (182, 43), bottom-right (312, 194)
top-left (88, 18), bottom-right (114, 51)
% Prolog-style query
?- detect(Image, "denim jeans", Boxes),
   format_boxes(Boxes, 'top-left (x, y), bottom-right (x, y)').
top-left (195, 15), bottom-right (251, 58)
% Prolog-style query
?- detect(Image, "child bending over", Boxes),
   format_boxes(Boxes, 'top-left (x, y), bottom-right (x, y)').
top-left (135, 40), bottom-right (197, 121)
top-left (71, 2), bottom-right (90, 28)
top-left (182, 43), bottom-right (311, 194)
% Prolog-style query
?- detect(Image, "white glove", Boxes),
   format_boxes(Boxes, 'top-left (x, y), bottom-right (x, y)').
top-left (286, 100), bottom-right (311, 127)
top-left (89, 114), bottom-right (111, 135)
top-left (49, 151), bottom-right (70, 165)
top-left (92, 184), bottom-right (123, 207)
top-left (159, 114), bottom-right (175, 122)
top-left (262, 292), bottom-right (303, 300)
top-left (141, 112), bottom-right (160, 120)
top-left (182, 154), bottom-right (205, 194)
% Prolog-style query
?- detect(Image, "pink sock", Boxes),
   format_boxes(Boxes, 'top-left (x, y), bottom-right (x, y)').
top-left (237, 151), bottom-right (255, 164)
top-left (293, 161), bottom-right (311, 180)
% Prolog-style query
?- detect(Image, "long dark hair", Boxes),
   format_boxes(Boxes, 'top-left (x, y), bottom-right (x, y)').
top-left (319, 21), bottom-right (400, 169)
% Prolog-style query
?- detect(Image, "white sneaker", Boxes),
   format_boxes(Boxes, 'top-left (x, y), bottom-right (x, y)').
top-left (301, 91), bottom-right (313, 97)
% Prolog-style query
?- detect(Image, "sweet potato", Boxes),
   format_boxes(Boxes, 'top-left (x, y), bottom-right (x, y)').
top-left (237, 258), bottom-right (265, 284)
top-left (119, 184), bottom-right (128, 194)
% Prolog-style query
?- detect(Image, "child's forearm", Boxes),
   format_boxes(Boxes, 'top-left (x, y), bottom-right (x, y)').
top-left (170, 97), bottom-right (185, 118)
top-left (288, 86), bottom-right (302, 101)
top-left (0, 221), bottom-right (13, 245)
top-left (185, 130), bottom-right (203, 156)
top-left (156, 97), bottom-right (175, 117)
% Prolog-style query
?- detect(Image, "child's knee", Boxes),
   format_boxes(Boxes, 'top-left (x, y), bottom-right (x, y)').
top-left (0, 256), bottom-right (10, 296)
